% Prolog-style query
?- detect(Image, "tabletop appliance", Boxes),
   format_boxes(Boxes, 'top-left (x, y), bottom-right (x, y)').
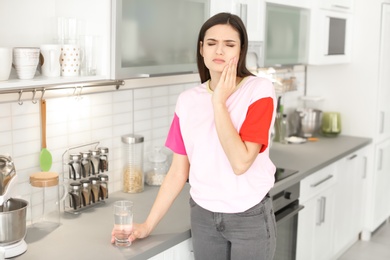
top-left (0, 155), bottom-right (28, 259)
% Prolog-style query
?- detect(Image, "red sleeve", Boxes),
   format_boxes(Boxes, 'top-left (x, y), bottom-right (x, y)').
top-left (239, 97), bottom-right (274, 153)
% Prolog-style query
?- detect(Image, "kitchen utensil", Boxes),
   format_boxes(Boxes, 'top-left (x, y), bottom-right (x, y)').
top-left (293, 108), bottom-right (322, 138)
top-left (321, 112), bottom-right (342, 137)
top-left (40, 44), bottom-right (61, 77)
top-left (0, 48), bottom-right (12, 81)
top-left (0, 155), bottom-right (17, 206)
top-left (12, 47), bottom-right (40, 80)
top-left (0, 198), bottom-right (28, 246)
top-left (39, 99), bottom-right (52, 172)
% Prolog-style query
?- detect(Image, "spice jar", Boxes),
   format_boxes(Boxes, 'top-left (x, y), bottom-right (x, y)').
top-left (89, 149), bottom-right (101, 175)
top-left (89, 177), bottom-right (100, 203)
top-left (68, 153), bottom-right (82, 180)
top-left (68, 182), bottom-right (82, 210)
top-left (98, 174), bottom-right (109, 200)
top-left (146, 147), bottom-right (168, 186)
top-left (98, 147), bottom-right (109, 172)
top-left (80, 179), bottom-right (92, 206)
top-left (121, 134), bottom-right (144, 193)
top-left (80, 151), bottom-right (92, 178)
top-left (29, 172), bottom-right (66, 229)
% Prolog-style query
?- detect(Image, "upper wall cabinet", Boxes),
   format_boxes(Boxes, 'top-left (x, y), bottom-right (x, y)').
top-left (209, 0), bottom-right (265, 42)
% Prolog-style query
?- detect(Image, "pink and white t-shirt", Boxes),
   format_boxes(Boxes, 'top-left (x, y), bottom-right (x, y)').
top-left (165, 76), bottom-right (276, 213)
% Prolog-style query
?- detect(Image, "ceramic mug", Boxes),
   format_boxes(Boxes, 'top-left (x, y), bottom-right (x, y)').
top-left (13, 47), bottom-right (40, 80)
top-left (40, 44), bottom-right (61, 77)
top-left (0, 47), bottom-right (13, 81)
top-left (60, 44), bottom-right (80, 77)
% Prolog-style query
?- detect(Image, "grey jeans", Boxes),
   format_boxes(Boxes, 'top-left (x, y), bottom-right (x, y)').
top-left (190, 195), bottom-right (276, 260)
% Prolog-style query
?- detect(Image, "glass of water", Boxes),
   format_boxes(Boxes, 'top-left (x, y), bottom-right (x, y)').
top-left (113, 200), bottom-right (133, 247)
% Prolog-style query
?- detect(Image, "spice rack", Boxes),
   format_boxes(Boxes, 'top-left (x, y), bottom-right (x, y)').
top-left (62, 141), bottom-right (109, 214)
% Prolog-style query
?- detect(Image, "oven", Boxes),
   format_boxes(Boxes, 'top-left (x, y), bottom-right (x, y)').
top-left (272, 169), bottom-right (304, 260)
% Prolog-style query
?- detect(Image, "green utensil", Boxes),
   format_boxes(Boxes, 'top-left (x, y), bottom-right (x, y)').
top-left (39, 99), bottom-right (52, 171)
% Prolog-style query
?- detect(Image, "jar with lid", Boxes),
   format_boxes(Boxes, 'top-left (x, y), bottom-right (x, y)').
top-left (89, 149), bottom-right (101, 175)
top-left (29, 172), bottom-right (66, 229)
top-left (98, 147), bottom-right (109, 172)
top-left (121, 134), bottom-right (144, 193)
top-left (98, 174), bottom-right (109, 200)
top-left (68, 153), bottom-right (82, 180)
top-left (80, 151), bottom-right (92, 178)
top-left (68, 182), bottom-right (82, 210)
top-left (146, 147), bottom-right (168, 186)
top-left (89, 177), bottom-right (100, 203)
top-left (80, 179), bottom-right (92, 206)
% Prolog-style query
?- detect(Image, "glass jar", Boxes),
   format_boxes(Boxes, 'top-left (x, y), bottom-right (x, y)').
top-left (29, 172), bottom-right (66, 229)
top-left (89, 149), bottom-right (101, 175)
top-left (89, 177), bottom-right (100, 203)
top-left (80, 179), bottom-right (92, 206)
top-left (68, 153), bottom-right (82, 180)
top-left (98, 174), bottom-right (109, 200)
top-left (98, 147), bottom-right (109, 173)
top-left (121, 134), bottom-right (144, 193)
top-left (146, 147), bottom-right (168, 186)
top-left (80, 151), bottom-right (92, 178)
top-left (68, 182), bottom-right (82, 210)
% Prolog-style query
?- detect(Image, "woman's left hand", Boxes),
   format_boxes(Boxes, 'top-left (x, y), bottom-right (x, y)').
top-left (212, 57), bottom-right (238, 105)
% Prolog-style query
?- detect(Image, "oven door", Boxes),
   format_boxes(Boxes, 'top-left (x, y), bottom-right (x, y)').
top-left (274, 200), bottom-right (304, 260)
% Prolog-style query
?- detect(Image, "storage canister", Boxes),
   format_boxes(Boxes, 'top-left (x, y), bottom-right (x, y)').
top-left (29, 172), bottom-right (66, 229)
top-left (121, 134), bottom-right (144, 193)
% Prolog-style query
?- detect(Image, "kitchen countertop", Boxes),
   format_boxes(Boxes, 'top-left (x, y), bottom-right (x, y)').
top-left (17, 135), bottom-right (372, 260)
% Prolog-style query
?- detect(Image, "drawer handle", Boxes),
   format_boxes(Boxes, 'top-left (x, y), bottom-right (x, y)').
top-left (310, 175), bottom-right (334, 188)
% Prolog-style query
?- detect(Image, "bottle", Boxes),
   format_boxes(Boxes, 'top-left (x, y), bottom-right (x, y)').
top-left (279, 114), bottom-right (289, 144)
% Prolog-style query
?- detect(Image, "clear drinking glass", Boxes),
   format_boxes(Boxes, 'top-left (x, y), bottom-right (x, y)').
top-left (113, 200), bottom-right (133, 247)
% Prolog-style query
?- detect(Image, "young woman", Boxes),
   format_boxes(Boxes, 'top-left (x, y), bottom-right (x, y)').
top-left (112, 12), bottom-right (277, 260)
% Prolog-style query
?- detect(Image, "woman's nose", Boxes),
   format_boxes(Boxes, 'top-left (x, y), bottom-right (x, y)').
top-left (216, 44), bottom-right (223, 55)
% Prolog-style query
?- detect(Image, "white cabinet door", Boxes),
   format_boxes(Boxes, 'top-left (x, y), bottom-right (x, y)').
top-left (371, 139), bottom-right (390, 229)
top-left (148, 238), bottom-right (194, 260)
top-left (266, 0), bottom-right (312, 9)
top-left (296, 187), bottom-right (335, 260)
top-left (209, 0), bottom-right (265, 42)
top-left (332, 147), bottom-right (368, 256)
top-left (377, 4), bottom-right (390, 142)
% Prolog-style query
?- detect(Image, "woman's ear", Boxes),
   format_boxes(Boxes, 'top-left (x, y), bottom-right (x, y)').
top-left (199, 41), bottom-right (203, 57)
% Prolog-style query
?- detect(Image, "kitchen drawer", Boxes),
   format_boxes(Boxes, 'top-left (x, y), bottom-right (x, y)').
top-left (300, 163), bottom-right (337, 203)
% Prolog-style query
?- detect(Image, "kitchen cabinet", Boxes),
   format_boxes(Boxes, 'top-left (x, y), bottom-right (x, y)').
top-left (209, 0), bottom-right (265, 42)
top-left (332, 147), bottom-right (369, 257)
top-left (377, 3), bottom-right (390, 142)
top-left (148, 238), bottom-right (194, 260)
top-left (296, 163), bottom-right (337, 260)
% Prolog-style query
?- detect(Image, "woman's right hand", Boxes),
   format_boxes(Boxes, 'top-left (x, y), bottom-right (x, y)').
top-left (111, 222), bottom-right (152, 244)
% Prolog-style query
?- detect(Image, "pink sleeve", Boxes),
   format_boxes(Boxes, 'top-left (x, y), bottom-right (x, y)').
top-left (165, 113), bottom-right (187, 155)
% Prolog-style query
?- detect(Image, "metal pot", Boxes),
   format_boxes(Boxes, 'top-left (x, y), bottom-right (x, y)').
top-left (0, 198), bottom-right (28, 246)
top-left (293, 108), bottom-right (322, 138)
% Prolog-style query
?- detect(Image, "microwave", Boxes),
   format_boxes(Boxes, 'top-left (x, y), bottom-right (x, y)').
top-left (264, 3), bottom-right (310, 67)
top-left (111, 0), bottom-right (210, 79)
top-left (308, 9), bottom-right (353, 65)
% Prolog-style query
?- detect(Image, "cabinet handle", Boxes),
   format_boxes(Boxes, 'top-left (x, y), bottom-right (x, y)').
top-left (310, 175), bottom-right (334, 188)
top-left (347, 154), bottom-right (357, 160)
top-left (316, 198), bottom-right (322, 226)
top-left (378, 149), bottom-right (383, 171)
top-left (332, 4), bottom-right (350, 9)
top-left (321, 197), bottom-right (327, 224)
top-left (362, 156), bottom-right (368, 179)
top-left (380, 111), bottom-right (385, 134)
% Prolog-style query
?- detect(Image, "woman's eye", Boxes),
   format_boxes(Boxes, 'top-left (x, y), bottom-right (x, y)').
top-left (207, 43), bottom-right (216, 46)
top-left (227, 44), bottom-right (235, 48)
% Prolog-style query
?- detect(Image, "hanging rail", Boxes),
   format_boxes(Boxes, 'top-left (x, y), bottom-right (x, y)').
top-left (0, 79), bottom-right (125, 97)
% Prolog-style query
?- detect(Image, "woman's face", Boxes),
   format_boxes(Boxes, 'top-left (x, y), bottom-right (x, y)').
top-left (200, 24), bottom-right (241, 74)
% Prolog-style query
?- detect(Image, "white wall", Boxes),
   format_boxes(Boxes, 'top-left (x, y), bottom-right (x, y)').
top-left (306, 0), bottom-right (387, 138)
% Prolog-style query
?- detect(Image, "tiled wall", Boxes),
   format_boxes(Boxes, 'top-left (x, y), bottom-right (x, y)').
top-left (0, 70), bottom-right (304, 221)
top-left (0, 82), bottom-right (195, 221)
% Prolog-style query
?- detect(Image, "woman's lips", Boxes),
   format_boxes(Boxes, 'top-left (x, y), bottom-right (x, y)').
top-left (213, 58), bottom-right (225, 64)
